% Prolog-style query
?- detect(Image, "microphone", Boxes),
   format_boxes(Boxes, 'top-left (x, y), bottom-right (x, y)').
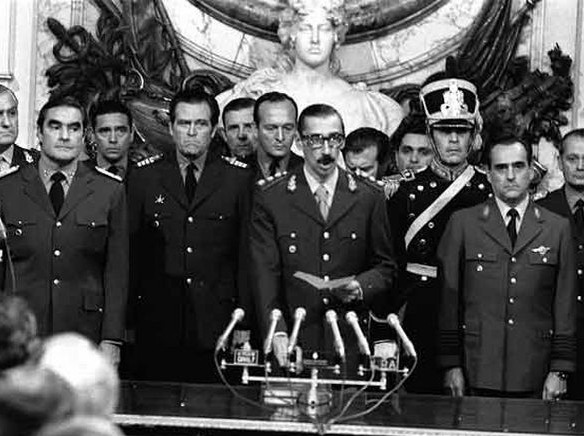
top-left (345, 311), bottom-right (371, 356)
top-left (287, 307), bottom-right (306, 354)
top-left (215, 308), bottom-right (245, 352)
top-left (387, 313), bottom-right (417, 358)
top-left (325, 310), bottom-right (345, 361)
top-left (263, 308), bottom-right (282, 355)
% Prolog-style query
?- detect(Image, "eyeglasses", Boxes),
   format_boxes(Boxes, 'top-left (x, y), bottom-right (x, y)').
top-left (301, 133), bottom-right (344, 150)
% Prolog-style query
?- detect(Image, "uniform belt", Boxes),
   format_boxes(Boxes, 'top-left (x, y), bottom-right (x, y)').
top-left (406, 262), bottom-right (438, 279)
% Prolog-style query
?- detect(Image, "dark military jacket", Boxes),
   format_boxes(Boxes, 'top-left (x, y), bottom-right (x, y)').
top-left (249, 167), bottom-right (396, 357)
top-left (127, 150), bottom-right (252, 350)
top-left (538, 186), bottom-right (584, 398)
top-left (437, 199), bottom-right (577, 392)
top-left (0, 161), bottom-right (128, 342)
top-left (12, 145), bottom-right (39, 166)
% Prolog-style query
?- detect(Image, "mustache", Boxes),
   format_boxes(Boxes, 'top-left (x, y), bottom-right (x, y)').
top-left (317, 155), bottom-right (336, 165)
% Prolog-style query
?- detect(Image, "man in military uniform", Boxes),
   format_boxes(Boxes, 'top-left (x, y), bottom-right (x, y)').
top-left (250, 104), bottom-right (396, 366)
top-left (0, 85), bottom-right (39, 170)
top-left (0, 95), bottom-right (127, 368)
top-left (127, 89), bottom-right (252, 382)
top-left (438, 135), bottom-right (576, 399)
top-left (220, 97), bottom-right (257, 165)
top-left (252, 92), bottom-right (303, 181)
top-left (537, 128), bottom-right (584, 399)
top-left (88, 99), bottom-right (135, 181)
top-left (387, 78), bottom-right (491, 393)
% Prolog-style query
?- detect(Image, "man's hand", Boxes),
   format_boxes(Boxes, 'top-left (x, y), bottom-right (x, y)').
top-left (99, 341), bottom-right (121, 369)
top-left (542, 372), bottom-right (567, 400)
top-left (331, 279), bottom-right (363, 303)
top-left (444, 367), bottom-right (465, 397)
top-left (272, 332), bottom-right (289, 368)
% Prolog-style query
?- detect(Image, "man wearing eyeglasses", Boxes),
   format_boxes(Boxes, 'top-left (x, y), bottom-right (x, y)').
top-left (386, 77), bottom-right (492, 394)
top-left (250, 103), bottom-right (396, 367)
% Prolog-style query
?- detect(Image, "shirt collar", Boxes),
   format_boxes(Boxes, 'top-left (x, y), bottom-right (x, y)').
top-left (176, 149), bottom-right (207, 174)
top-left (303, 164), bottom-right (339, 199)
top-left (96, 154), bottom-right (128, 172)
top-left (564, 184), bottom-right (584, 212)
top-left (0, 145), bottom-right (14, 165)
top-left (494, 194), bottom-right (530, 224)
top-left (38, 158), bottom-right (78, 186)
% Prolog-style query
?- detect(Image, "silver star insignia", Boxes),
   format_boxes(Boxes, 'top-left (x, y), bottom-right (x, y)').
top-left (155, 195), bottom-right (165, 204)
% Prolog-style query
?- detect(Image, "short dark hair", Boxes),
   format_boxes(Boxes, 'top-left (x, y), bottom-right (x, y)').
top-left (169, 89), bottom-right (219, 126)
top-left (89, 99), bottom-right (133, 130)
top-left (485, 132), bottom-right (533, 168)
top-left (343, 127), bottom-right (390, 163)
top-left (222, 97), bottom-right (256, 126)
top-left (559, 128), bottom-right (584, 155)
top-left (390, 113), bottom-right (427, 150)
top-left (37, 96), bottom-right (87, 132)
top-left (298, 104), bottom-right (345, 136)
top-left (0, 295), bottom-right (37, 371)
top-left (253, 92), bottom-right (298, 125)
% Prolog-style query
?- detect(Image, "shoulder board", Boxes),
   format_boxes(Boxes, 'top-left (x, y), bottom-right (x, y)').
top-left (135, 153), bottom-right (164, 168)
top-left (221, 155), bottom-right (249, 169)
top-left (354, 173), bottom-right (385, 192)
top-left (95, 166), bottom-right (123, 182)
top-left (0, 165), bottom-right (19, 178)
top-left (256, 171), bottom-right (288, 189)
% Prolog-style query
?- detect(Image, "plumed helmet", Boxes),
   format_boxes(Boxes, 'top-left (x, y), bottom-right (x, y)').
top-left (420, 78), bottom-right (479, 129)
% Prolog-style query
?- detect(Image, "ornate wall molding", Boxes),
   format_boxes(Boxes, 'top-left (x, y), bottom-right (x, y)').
top-left (0, 0), bottom-right (17, 80)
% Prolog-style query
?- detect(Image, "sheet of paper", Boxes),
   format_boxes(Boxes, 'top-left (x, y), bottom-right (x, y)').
top-left (293, 271), bottom-right (355, 290)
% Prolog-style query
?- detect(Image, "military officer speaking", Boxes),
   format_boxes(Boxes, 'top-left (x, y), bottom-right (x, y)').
top-left (0, 95), bottom-right (128, 367)
top-left (387, 77), bottom-right (492, 394)
top-left (438, 135), bottom-right (577, 399)
top-left (127, 89), bottom-right (252, 382)
top-left (250, 103), bottom-right (396, 366)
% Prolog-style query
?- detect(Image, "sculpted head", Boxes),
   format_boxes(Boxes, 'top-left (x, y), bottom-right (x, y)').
top-left (278, 0), bottom-right (348, 71)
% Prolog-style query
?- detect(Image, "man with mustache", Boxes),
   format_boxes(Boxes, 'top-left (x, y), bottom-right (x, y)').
top-left (537, 129), bottom-right (584, 399)
top-left (250, 104), bottom-right (396, 368)
top-left (0, 85), bottom-right (39, 171)
top-left (127, 89), bottom-right (252, 382)
top-left (387, 77), bottom-right (491, 394)
top-left (438, 134), bottom-right (576, 399)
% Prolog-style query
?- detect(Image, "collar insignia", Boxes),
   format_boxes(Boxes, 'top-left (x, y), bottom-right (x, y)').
top-left (24, 152), bottom-right (33, 163)
top-left (348, 173), bottom-right (357, 192)
top-left (287, 174), bottom-right (297, 192)
top-left (155, 195), bottom-right (165, 204)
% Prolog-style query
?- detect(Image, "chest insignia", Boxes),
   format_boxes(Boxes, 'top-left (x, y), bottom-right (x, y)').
top-left (531, 245), bottom-right (550, 256)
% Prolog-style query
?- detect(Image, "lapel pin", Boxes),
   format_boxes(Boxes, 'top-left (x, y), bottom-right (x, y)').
top-left (155, 195), bottom-right (165, 204)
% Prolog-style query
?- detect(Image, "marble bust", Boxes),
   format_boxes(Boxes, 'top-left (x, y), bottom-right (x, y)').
top-left (217, 0), bottom-right (403, 139)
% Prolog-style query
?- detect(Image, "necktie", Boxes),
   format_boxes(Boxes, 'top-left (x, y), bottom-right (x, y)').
top-left (506, 208), bottom-right (519, 247)
top-left (269, 158), bottom-right (280, 177)
top-left (574, 199), bottom-right (584, 238)
top-left (107, 165), bottom-right (119, 175)
top-left (185, 163), bottom-right (198, 202)
top-left (49, 172), bottom-right (66, 215)
top-left (315, 184), bottom-right (329, 220)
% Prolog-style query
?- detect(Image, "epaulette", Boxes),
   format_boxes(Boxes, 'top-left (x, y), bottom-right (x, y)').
top-left (135, 153), bottom-right (164, 168)
top-left (0, 166), bottom-right (19, 178)
top-left (354, 173), bottom-right (385, 192)
top-left (95, 166), bottom-right (123, 182)
top-left (221, 155), bottom-right (249, 169)
top-left (256, 171), bottom-right (288, 189)
top-left (532, 190), bottom-right (549, 201)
